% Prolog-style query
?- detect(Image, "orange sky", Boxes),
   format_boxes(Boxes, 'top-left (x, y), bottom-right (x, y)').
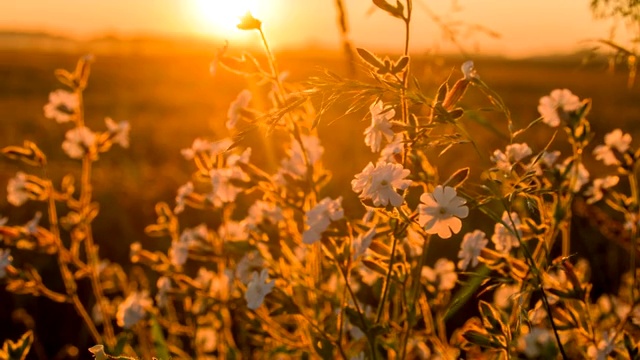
top-left (0, 0), bottom-right (633, 57)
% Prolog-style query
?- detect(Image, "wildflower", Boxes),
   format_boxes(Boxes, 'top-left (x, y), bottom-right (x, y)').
top-left (593, 129), bottom-right (632, 166)
top-left (494, 284), bottom-right (520, 309)
top-left (585, 176), bottom-right (619, 204)
top-left (209, 167), bottom-right (246, 205)
top-left (364, 100), bottom-right (395, 152)
top-left (245, 268), bottom-right (274, 310)
top-left (492, 211), bottom-right (522, 253)
top-left (174, 182), bottom-right (194, 214)
top-left (279, 135), bottom-right (324, 178)
top-left (518, 327), bottom-right (555, 359)
top-left (557, 158), bottom-right (590, 192)
top-left (7, 172), bottom-right (30, 206)
top-left (62, 127), bottom-right (96, 159)
top-left (116, 291), bottom-right (152, 329)
top-left (353, 227), bottom-right (376, 259)
top-left (218, 220), bottom-right (248, 241)
top-left (586, 331), bottom-right (615, 360)
top-left (180, 224), bottom-right (208, 244)
top-left (0, 248), bottom-right (12, 278)
top-left (457, 230), bottom-right (487, 270)
top-left (245, 200), bottom-right (283, 229)
top-left (303, 197), bottom-right (344, 244)
top-left (491, 143), bottom-right (532, 172)
top-left (105, 117), bottom-right (130, 148)
top-left (461, 60), bottom-right (478, 80)
top-left (351, 162), bottom-right (411, 207)
top-left (593, 145), bottom-right (619, 166)
top-left (418, 185), bottom-right (469, 239)
top-left (25, 211), bottom-right (42, 235)
top-left (537, 88), bottom-right (581, 127)
top-left (605, 129), bottom-right (632, 153)
top-left (236, 251), bottom-right (263, 284)
top-left (379, 133), bottom-right (403, 162)
top-left (227, 89), bottom-right (252, 129)
top-left (43, 89), bottom-right (78, 123)
top-left (181, 138), bottom-right (232, 160)
top-left (421, 258), bottom-right (457, 291)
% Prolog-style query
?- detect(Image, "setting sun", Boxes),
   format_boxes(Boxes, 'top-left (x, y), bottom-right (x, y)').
top-left (191, 0), bottom-right (261, 35)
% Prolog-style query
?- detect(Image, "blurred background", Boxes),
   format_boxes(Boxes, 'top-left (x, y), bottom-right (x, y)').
top-left (0, 0), bottom-right (639, 358)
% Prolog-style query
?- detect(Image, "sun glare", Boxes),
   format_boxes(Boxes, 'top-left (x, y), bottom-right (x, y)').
top-left (191, 0), bottom-right (260, 36)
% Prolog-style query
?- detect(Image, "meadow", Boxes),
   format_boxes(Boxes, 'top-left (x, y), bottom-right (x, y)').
top-left (0, 35), bottom-right (639, 358)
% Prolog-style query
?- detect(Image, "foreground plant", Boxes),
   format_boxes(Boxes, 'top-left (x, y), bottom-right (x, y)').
top-left (2, 1), bottom-right (640, 359)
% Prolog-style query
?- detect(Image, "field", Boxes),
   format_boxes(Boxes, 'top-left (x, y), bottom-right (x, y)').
top-left (1, 44), bottom-right (639, 357)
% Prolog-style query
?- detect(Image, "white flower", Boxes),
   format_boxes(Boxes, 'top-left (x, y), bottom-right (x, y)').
top-left (105, 117), bottom-right (130, 148)
top-left (174, 182), bottom-right (194, 214)
top-left (537, 88), bottom-right (581, 127)
top-left (457, 230), bottom-right (487, 270)
top-left (351, 162), bottom-right (411, 207)
top-left (209, 167), bottom-right (246, 206)
top-left (25, 211), bottom-right (42, 235)
top-left (181, 138), bottom-right (232, 160)
top-left (196, 326), bottom-right (217, 353)
top-left (518, 327), bottom-right (554, 359)
top-left (169, 240), bottom-right (189, 267)
top-left (227, 89), bottom-right (252, 129)
top-left (181, 224), bottom-right (208, 243)
top-left (236, 251), bottom-right (263, 284)
top-left (245, 268), bottom-right (274, 310)
top-left (605, 129), bottom-right (632, 153)
top-left (379, 133), bottom-right (403, 162)
top-left (0, 248), bottom-right (12, 278)
top-left (418, 185), bottom-right (469, 239)
top-left (364, 100), bottom-right (395, 152)
top-left (245, 200), bottom-right (283, 229)
top-left (303, 197), bottom-right (344, 244)
top-left (491, 143), bottom-right (532, 172)
top-left (279, 135), bottom-right (324, 179)
top-left (557, 158), bottom-right (590, 192)
top-left (585, 176), bottom-right (619, 204)
top-left (421, 258), bottom-right (457, 291)
top-left (7, 172), bottom-right (30, 206)
top-left (494, 284), bottom-right (519, 309)
top-left (593, 145), bottom-right (619, 166)
top-left (353, 227), bottom-right (376, 259)
top-left (218, 220), bottom-right (248, 241)
top-left (116, 291), bottom-right (152, 329)
top-left (492, 211), bottom-right (522, 253)
top-left (62, 127), bottom-right (96, 159)
top-left (43, 89), bottom-right (78, 123)
top-left (461, 60), bottom-right (478, 80)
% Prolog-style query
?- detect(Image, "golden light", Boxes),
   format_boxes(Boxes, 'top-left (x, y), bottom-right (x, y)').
top-left (191, 0), bottom-right (260, 36)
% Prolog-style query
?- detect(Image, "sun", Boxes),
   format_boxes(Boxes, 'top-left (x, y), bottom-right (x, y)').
top-left (191, 0), bottom-right (260, 35)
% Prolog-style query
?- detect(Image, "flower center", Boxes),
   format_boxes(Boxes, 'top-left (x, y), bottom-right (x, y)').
top-left (438, 207), bottom-right (447, 215)
top-left (380, 180), bottom-right (389, 187)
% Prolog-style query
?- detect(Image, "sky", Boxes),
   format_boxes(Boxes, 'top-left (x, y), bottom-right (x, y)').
top-left (0, 0), bottom-right (633, 57)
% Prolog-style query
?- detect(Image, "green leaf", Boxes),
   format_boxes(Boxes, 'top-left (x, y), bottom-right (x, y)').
top-left (356, 48), bottom-right (385, 69)
top-left (0, 330), bottom-right (34, 360)
top-left (391, 56), bottom-right (410, 73)
top-left (444, 266), bottom-right (489, 321)
top-left (149, 314), bottom-right (170, 360)
top-left (443, 167), bottom-right (470, 189)
top-left (478, 300), bottom-right (507, 336)
top-left (312, 336), bottom-right (334, 360)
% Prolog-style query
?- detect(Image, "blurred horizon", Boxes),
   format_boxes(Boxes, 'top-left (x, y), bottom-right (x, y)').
top-left (1, 0), bottom-right (635, 58)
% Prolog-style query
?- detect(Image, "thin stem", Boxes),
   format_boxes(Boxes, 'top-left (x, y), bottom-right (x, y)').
top-left (375, 231), bottom-right (399, 324)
